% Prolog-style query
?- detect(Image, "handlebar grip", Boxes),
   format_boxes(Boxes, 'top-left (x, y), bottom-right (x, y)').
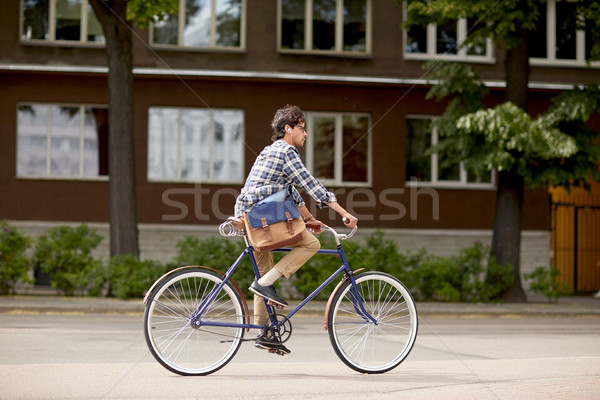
top-left (342, 217), bottom-right (348, 224)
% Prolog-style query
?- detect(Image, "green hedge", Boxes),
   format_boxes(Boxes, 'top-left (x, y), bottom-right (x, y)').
top-left (0, 221), bottom-right (33, 294)
top-left (1, 221), bottom-right (516, 302)
top-left (33, 224), bottom-right (103, 296)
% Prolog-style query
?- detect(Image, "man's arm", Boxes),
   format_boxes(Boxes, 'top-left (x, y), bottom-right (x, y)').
top-left (326, 201), bottom-right (358, 228)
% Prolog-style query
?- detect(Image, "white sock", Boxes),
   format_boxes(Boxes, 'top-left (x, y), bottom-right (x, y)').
top-left (258, 268), bottom-right (283, 286)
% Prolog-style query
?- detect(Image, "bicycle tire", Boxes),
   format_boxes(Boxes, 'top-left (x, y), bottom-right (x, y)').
top-left (144, 268), bottom-right (245, 376)
top-left (327, 271), bottom-right (418, 374)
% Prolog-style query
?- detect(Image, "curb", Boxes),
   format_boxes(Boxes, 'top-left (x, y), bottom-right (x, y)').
top-left (1, 295), bottom-right (598, 317)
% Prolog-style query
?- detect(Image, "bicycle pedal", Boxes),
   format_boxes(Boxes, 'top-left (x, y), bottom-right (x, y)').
top-left (266, 301), bottom-right (285, 309)
top-left (268, 348), bottom-right (286, 356)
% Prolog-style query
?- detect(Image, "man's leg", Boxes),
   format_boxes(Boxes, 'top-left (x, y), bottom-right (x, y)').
top-left (253, 250), bottom-right (273, 326)
top-left (249, 232), bottom-right (320, 306)
top-left (273, 231), bottom-right (321, 278)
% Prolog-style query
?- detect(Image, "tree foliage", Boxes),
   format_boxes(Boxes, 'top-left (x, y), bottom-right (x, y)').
top-left (126, 0), bottom-right (178, 28)
top-left (426, 62), bottom-right (600, 191)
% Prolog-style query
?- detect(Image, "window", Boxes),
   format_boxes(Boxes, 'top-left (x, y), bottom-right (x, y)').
top-left (302, 112), bottom-right (371, 186)
top-left (17, 103), bottom-right (108, 178)
top-left (530, 0), bottom-right (598, 67)
top-left (151, 0), bottom-right (245, 50)
top-left (405, 117), bottom-right (494, 188)
top-left (404, 3), bottom-right (493, 62)
top-left (148, 107), bottom-right (244, 183)
top-left (279, 0), bottom-right (371, 55)
top-left (21, 0), bottom-right (105, 44)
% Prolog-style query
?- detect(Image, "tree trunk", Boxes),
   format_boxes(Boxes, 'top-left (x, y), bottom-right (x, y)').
top-left (489, 7), bottom-right (530, 302)
top-left (90, 0), bottom-right (139, 258)
top-left (490, 171), bottom-right (526, 302)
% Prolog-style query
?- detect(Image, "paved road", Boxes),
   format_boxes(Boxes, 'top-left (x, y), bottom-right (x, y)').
top-left (1, 313), bottom-right (599, 399)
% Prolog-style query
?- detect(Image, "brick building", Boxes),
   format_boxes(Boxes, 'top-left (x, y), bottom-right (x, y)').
top-left (1, 0), bottom-right (599, 291)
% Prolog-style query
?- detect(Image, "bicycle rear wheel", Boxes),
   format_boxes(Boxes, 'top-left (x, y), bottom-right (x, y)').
top-left (144, 268), bottom-right (245, 376)
top-left (327, 272), bottom-right (418, 374)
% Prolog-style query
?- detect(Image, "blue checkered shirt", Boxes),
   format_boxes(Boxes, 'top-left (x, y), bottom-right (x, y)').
top-left (234, 139), bottom-right (337, 216)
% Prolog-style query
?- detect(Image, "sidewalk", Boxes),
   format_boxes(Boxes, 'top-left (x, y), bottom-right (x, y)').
top-left (0, 293), bottom-right (598, 317)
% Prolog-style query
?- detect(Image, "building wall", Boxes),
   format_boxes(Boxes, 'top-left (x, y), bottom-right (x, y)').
top-left (1, 70), bottom-right (551, 230)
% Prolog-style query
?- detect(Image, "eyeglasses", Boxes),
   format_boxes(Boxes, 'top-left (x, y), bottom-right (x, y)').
top-left (293, 124), bottom-right (306, 133)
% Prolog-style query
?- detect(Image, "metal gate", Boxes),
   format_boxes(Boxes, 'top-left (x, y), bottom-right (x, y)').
top-left (551, 192), bottom-right (600, 293)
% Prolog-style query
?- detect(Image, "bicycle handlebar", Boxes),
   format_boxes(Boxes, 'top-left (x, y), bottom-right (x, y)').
top-left (218, 218), bottom-right (357, 245)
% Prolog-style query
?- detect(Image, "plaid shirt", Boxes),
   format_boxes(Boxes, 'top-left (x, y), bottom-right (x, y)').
top-left (234, 139), bottom-right (337, 216)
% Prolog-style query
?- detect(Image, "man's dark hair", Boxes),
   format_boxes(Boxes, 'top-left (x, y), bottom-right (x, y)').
top-left (271, 104), bottom-right (305, 142)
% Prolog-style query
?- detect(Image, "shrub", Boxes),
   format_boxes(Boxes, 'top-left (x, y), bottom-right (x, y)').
top-left (525, 266), bottom-right (572, 303)
top-left (410, 242), bottom-right (513, 302)
top-left (33, 225), bottom-right (103, 296)
top-left (107, 254), bottom-right (172, 299)
top-left (0, 221), bottom-right (33, 294)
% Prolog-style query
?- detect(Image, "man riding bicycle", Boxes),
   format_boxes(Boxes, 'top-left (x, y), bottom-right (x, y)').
top-left (234, 104), bottom-right (358, 354)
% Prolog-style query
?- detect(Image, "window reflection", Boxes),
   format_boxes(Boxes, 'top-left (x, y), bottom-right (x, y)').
top-left (22, 0), bottom-right (104, 43)
top-left (281, 0), bottom-right (368, 53)
top-left (313, 0), bottom-right (336, 50)
top-left (530, 4), bottom-right (548, 58)
top-left (148, 107), bottom-right (244, 182)
top-left (312, 116), bottom-right (335, 180)
top-left (183, 0), bottom-right (211, 47)
top-left (555, 0), bottom-right (576, 60)
top-left (87, 4), bottom-right (105, 43)
top-left (406, 23), bottom-right (426, 53)
top-left (343, 0), bottom-right (366, 51)
top-left (436, 20), bottom-right (457, 55)
top-left (22, 0), bottom-right (49, 40)
top-left (153, 0), bottom-right (243, 48)
top-left (466, 18), bottom-right (487, 56)
top-left (342, 115), bottom-right (368, 182)
top-left (216, 0), bottom-right (241, 47)
top-left (148, 108), bottom-right (179, 180)
top-left (17, 104), bottom-right (108, 178)
top-left (55, 0), bottom-right (81, 41)
top-left (154, 14), bottom-right (179, 45)
top-left (405, 118), bottom-right (432, 182)
top-left (405, 117), bottom-right (493, 186)
top-left (281, 0), bottom-right (305, 49)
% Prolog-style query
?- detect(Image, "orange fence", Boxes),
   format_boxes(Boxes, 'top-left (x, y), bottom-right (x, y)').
top-left (551, 188), bottom-right (600, 292)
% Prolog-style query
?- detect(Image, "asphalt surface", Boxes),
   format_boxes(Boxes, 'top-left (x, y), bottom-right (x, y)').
top-left (1, 292), bottom-right (599, 317)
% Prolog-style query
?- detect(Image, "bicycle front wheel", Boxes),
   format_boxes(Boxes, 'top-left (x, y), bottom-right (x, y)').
top-left (144, 268), bottom-right (245, 376)
top-left (327, 272), bottom-right (418, 374)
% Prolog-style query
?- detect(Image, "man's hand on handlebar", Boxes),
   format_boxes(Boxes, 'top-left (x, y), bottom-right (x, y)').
top-left (342, 214), bottom-right (358, 229)
top-left (306, 217), bottom-right (327, 234)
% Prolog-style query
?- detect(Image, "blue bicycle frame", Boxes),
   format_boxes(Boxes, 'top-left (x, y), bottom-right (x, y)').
top-left (190, 239), bottom-right (378, 330)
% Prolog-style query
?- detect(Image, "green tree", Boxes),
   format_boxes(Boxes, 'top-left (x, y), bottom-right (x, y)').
top-left (89, 0), bottom-right (177, 259)
top-left (404, 0), bottom-right (600, 301)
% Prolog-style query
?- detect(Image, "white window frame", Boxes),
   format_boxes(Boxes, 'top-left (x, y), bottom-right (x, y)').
top-left (403, 3), bottom-right (494, 63)
top-left (147, 107), bottom-right (245, 184)
top-left (405, 115), bottom-right (495, 190)
top-left (20, 0), bottom-right (105, 46)
top-left (16, 102), bottom-right (108, 180)
top-left (530, 0), bottom-right (600, 68)
top-left (149, 0), bottom-right (246, 51)
top-left (277, 0), bottom-right (372, 56)
top-left (304, 112), bottom-right (372, 187)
